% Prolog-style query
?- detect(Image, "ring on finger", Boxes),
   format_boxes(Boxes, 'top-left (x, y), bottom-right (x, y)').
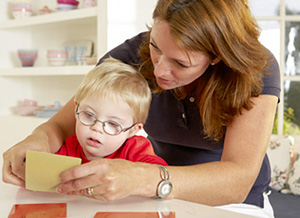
top-left (87, 187), bottom-right (94, 196)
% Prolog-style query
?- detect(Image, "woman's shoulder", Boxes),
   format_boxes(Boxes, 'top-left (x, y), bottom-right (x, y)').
top-left (265, 49), bottom-right (280, 74)
top-left (98, 32), bottom-right (148, 66)
top-left (261, 49), bottom-right (281, 100)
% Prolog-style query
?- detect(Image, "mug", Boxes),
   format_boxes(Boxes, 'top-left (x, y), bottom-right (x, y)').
top-left (82, 0), bottom-right (97, 8)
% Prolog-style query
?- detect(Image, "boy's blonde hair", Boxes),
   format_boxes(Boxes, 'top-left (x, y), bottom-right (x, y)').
top-left (75, 57), bottom-right (151, 123)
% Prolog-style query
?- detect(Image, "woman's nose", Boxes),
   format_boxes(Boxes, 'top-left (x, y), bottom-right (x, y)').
top-left (154, 55), bottom-right (171, 77)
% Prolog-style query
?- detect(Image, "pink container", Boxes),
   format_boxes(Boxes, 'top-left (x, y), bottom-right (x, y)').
top-left (18, 49), bottom-right (38, 67)
top-left (82, 0), bottom-right (97, 8)
top-left (57, 0), bottom-right (79, 6)
top-left (47, 49), bottom-right (68, 66)
top-left (24, 99), bottom-right (37, 106)
top-left (85, 56), bottom-right (97, 65)
top-left (12, 2), bottom-right (33, 19)
top-left (12, 3), bottom-right (32, 10)
top-left (16, 105), bottom-right (44, 116)
top-left (47, 49), bottom-right (68, 58)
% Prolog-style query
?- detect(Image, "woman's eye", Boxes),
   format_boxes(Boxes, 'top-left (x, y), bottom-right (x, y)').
top-left (176, 61), bottom-right (189, 69)
top-left (150, 42), bottom-right (159, 50)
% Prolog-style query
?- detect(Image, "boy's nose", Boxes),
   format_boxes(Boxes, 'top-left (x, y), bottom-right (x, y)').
top-left (90, 121), bottom-right (104, 134)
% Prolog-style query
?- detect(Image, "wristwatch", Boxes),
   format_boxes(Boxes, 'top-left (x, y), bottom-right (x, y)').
top-left (156, 165), bottom-right (172, 198)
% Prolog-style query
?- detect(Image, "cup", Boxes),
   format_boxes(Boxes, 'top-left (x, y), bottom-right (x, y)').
top-left (12, 0), bottom-right (33, 19)
top-left (18, 49), bottom-right (38, 67)
top-left (47, 49), bottom-right (68, 66)
top-left (24, 99), bottom-right (37, 107)
top-left (82, 0), bottom-right (97, 8)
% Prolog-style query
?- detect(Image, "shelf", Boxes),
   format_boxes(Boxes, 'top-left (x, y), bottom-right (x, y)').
top-left (0, 7), bottom-right (97, 29)
top-left (0, 65), bottom-right (94, 76)
top-left (0, 114), bottom-right (48, 121)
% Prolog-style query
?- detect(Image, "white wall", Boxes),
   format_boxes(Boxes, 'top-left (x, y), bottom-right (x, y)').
top-left (107, 0), bottom-right (157, 50)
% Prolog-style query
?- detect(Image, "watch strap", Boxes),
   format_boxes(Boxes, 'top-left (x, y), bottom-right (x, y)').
top-left (156, 165), bottom-right (172, 198)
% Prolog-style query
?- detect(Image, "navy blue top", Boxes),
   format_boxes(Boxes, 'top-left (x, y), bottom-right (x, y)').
top-left (98, 32), bottom-right (281, 208)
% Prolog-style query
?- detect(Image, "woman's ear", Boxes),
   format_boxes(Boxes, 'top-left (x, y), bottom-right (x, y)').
top-left (211, 56), bottom-right (222, 65)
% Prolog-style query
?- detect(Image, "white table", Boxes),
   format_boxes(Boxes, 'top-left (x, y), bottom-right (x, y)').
top-left (0, 116), bottom-right (255, 218)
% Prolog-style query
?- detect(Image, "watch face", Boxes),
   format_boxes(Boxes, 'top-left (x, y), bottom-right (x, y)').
top-left (158, 180), bottom-right (172, 198)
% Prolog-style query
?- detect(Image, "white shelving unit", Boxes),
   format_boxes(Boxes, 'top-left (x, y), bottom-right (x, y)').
top-left (0, 0), bottom-right (156, 137)
top-left (0, 7), bottom-right (98, 29)
top-left (0, 0), bottom-right (108, 116)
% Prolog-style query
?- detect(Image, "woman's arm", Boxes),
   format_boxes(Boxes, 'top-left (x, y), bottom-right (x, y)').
top-left (169, 94), bottom-right (277, 205)
top-left (56, 94), bottom-right (277, 205)
top-left (2, 97), bottom-right (76, 186)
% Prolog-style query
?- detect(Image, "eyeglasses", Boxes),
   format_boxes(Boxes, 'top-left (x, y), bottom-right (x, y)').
top-left (75, 104), bottom-right (137, 136)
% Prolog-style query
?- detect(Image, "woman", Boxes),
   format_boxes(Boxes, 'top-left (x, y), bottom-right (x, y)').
top-left (3, 0), bottom-right (280, 217)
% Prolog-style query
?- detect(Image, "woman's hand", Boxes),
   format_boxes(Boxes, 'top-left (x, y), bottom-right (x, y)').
top-left (56, 159), bottom-right (160, 201)
top-left (2, 133), bottom-right (50, 187)
top-left (2, 97), bottom-right (77, 188)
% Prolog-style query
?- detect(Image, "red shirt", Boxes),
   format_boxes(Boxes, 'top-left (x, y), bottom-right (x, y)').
top-left (55, 135), bottom-right (167, 166)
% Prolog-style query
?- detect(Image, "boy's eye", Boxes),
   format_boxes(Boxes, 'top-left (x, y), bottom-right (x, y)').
top-left (106, 121), bottom-right (120, 127)
top-left (83, 111), bottom-right (95, 119)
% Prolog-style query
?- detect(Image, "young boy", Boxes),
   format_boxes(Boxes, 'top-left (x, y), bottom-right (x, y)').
top-left (55, 57), bottom-right (167, 166)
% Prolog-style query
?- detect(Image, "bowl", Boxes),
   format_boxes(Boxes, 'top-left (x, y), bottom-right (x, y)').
top-left (47, 49), bottom-right (68, 58)
top-left (82, 0), bottom-right (97, 8)
top-left (12, 3), bottom-right (32, 10)
top-left (12, 9), bottom-right (32, 19)
top-left (16, 105), bottom-right (44, 116)
top-left (47, 49), bottom-right (68, 66)
top-left (47, 58), bottom-right (68, 66)
top-left (39, 6), bottom-right (52, 15)
top-left (24, 99), bottom-right (37, 106)
top-left (57, 3), bottom-right (78, 11)
top-left (12, 2), bottom-right (33, 19)
top-left (34, 101), bottom-right (62, 118)
top-left (85, 56), bottom-right (97, 65)
top-left (34, 109), bottom-right (59, 118)
top-left (57, 0), bottom-right (79, 6)
top-left (18, 49), bottom-right (38, 67)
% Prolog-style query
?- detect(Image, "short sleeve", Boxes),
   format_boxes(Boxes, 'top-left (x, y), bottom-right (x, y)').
top-left (261, 52), bottom-right (281, 102)
top-left (97, 32), bottom-right (147, 67)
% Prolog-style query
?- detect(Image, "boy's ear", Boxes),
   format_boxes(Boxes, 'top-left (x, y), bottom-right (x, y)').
top-left (74, 100), bottom-right (78, 118)
top-left (128, 123), bottom-right (143, 138)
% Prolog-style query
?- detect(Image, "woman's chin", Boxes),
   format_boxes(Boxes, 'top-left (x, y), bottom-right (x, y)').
top-left (156, 79), bottom-right (176, 90)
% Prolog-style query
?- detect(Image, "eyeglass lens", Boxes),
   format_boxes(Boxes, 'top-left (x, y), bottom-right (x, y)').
top-left (78, 111), bottom-right (122, 135)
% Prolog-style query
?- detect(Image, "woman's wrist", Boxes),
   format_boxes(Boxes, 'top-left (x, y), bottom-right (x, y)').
top-left (31, 122), bottom-right (64, 153)
top-left (155, 165), bottom-right (173, 198)
top-left (133, 163), bottom-right (162, 197)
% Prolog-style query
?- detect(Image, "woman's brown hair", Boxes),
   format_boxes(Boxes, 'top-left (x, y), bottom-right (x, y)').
top-left (139, 0), bottom-right (270, 141)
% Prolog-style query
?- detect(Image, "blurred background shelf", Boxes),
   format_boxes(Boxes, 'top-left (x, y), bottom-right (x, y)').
top-left (0, 65), bottom-right (93, 76)
top-left (0, 7), bottom-right (97, 29)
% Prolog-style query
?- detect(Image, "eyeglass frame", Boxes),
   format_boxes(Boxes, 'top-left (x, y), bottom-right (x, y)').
top-left (75, 103), bottom-right (137, 136)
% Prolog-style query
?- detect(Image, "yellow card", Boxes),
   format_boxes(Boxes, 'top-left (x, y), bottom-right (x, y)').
top-left (25, 150), bottom-right (81, 193)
